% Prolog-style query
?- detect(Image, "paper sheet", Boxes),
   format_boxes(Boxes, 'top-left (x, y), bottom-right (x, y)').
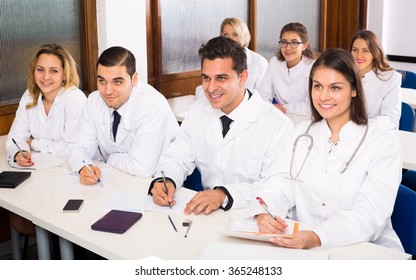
top-left (220, 217), bottom-right (302, 242)
top-left (9, 153), bottom-right (64, 170)
top-left (105, 190), bottom-right (147, 212)
top-left (105, 187), bottom-right (196, 213)
top-left (60, 170), bottom-right (105, 192)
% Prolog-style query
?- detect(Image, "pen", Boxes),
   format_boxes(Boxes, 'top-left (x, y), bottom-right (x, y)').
top-left (82, 160), bottom-right (102, 185)
top-left (273, 95), bottom-right (281, 106)
top-left (256, 197), bottom-right (277, 221)
top-left (161, 170), bottom-right (172, 209)
top-left (184, 220), bottom-right (192, 238)
top-left (168, 215), bottom-right (177, 232)
top-left (12, 138), bottom-right (28, 159)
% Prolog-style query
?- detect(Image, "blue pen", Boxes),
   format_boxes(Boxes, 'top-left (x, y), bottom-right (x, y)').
top-left (82, 160), bottom-right (102, 185)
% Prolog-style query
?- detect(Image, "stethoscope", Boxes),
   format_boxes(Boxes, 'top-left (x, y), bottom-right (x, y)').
top-left (288, 122), bottom-right (369, 181)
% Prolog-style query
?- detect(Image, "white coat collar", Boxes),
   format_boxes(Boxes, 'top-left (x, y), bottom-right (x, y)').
top-left (318, 119), bottom-right (366, 142)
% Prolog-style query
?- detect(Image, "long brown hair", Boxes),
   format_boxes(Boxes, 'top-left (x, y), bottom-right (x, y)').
top-left (350, 30), bottom-right (393, 79)
top-left (309, 48), bottom-right (367, 125)
top-left (26, 43), bottom-right (79, 109)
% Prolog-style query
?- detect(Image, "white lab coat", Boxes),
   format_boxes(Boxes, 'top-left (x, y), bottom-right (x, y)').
top-left (157, 91), bottom-right (293, 209)
top-left (258, 56), bottom-right (315, 116)
top-left (6, 86), bottom-right (86, 160)
top-left (362, 69), bottom-right (402, 130)
top-left (248, 119), bottom-right (403, 251)
top-left (195, 48), bottom-right (269, 99)
top-left (67, 82), bottom-right (179, 178)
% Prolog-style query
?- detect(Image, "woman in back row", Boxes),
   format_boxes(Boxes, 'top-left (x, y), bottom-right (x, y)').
top-left (258, 22), bottom-right (316, 116)
top-left (350, 30), bottom-right (401, 130)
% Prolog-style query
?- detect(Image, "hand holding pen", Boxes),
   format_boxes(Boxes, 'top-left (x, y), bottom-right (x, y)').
top-left (151, 171), bottom-right (176, 207)
top-left (11, 138), bottom-right (33, 167)
top-left (256, 197), bottom-right (287, 234)
top-left (79, 160), bottom-right (103, 186)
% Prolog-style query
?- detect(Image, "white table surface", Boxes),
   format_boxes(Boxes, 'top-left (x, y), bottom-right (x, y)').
top-left (396, 129), bottom-right (416, 170)
top-left (0, 135), bottom-right (411, 260)
top-left (401, 87), bottom-right (416, 109)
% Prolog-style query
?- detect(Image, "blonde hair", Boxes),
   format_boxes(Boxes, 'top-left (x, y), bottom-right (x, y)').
top-left (26, 43), bottom-right (80, 109)
top-left (220, 17), bottom-right (251, 48)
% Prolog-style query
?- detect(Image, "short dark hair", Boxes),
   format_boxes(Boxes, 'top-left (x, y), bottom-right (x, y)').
top-left (96, 46), bottom-right (136, 78)
top-left (198, 36), bottom-right (247, 75)
top-left (309, 48), bottom-right (367, 125)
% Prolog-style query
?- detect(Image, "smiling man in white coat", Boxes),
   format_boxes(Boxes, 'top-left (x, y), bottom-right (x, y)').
top-left (149, 36), bottom-right (293, 214)
top-left (68, 46), bottom-right (178, 184)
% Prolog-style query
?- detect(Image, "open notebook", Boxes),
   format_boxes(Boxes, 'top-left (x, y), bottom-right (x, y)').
top-left (219, 217), bottom-right (303, 242)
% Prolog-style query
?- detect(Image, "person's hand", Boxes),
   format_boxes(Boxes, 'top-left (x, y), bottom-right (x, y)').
top-left (79, 165), bottom-right (101, 186)
top-left (256, 213), bottom-right (287, 234)
top-left (15, 151), bottom-right (33, 167)
top-left (184, 189), bottom-right (226, 215)
top-left (268, 230), bottom-right (321, 249)
top-left (151, 180), bottom-right (176, 207)
top-left (27, 136), bottom-right (34, 148)
top-left (274, 104), bottom-right (287, 113)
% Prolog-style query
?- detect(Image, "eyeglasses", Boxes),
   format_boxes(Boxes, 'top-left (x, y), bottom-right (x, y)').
top-left (279, 41), bottom-right (304, 48)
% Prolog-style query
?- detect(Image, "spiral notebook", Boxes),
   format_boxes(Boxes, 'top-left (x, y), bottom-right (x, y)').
top-left (91, 210), bottom-right (142, 234)
top-left (0, 171), bottom-right (31, 188)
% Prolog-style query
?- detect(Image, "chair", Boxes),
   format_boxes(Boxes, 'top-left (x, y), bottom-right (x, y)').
top-left (183, 168), bottom-right (203, 192)
top-left (391, 184), bottom-right (416, 256)
top-left (401, 170), bottom-right (416, 192)
top-left (398, 70), bottom-right (416, 89)
top-left (399, 102), bottom-right (415, 132)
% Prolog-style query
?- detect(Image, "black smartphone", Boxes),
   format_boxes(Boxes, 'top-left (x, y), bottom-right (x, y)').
top-left (63, 199), bottom-right (84, 213)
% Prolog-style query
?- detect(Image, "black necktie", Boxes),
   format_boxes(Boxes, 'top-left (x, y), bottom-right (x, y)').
top-left (220, 115), bottom-right (233, 138)
top-left (112, 110), bottom-right (121, 141)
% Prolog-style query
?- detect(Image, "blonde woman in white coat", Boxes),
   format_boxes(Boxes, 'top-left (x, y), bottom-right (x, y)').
top-left (350, 30), bottom-right (401, 130)
top-left (6, 43), bottom-right (86, 236)
top-left (195, 17), bottom-right (268, 99)
top-left (258, 22), bottom-right (316, 116)
top-left (250, 49), bottom-right (403, 251)
top-left (6, 44), bottom-right (86, 166)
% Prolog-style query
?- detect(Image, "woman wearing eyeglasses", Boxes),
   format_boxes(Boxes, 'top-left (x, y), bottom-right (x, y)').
top-left (258, 22), bottom-right (316, 115)
top-left (249, 49), bottom-right (403, 251)
top-left (350, 30), bottom-right (401, 130)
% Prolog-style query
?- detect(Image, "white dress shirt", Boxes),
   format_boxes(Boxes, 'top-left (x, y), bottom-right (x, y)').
top-left (248, 119), bottom-right (403, 251)
top-left (258, 56), bottom-right (315, 116)
top-left (67, 82), bottom-right (179, 178)
top-left (195, 48), bottom-right (269, 99)
top-left (362, 69), bottom-right (402, 130)
top-left (6, 86), bottom-right (86, 160)
top-left (157, 90), bottom-right (293, 209)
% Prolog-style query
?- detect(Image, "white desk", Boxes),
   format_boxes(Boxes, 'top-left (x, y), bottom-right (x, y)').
top-left (0, 136), bottom-right (411, 260)
top-left (396, 130), bottom-right (416, 170)
top-left (401, 88), bottom-right (416, 109)
top-left (167, 95), bottom-right (195, 122)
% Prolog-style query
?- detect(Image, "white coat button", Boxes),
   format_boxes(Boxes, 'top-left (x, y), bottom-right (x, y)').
top-left (322, 202), bottom-right (326, 207)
